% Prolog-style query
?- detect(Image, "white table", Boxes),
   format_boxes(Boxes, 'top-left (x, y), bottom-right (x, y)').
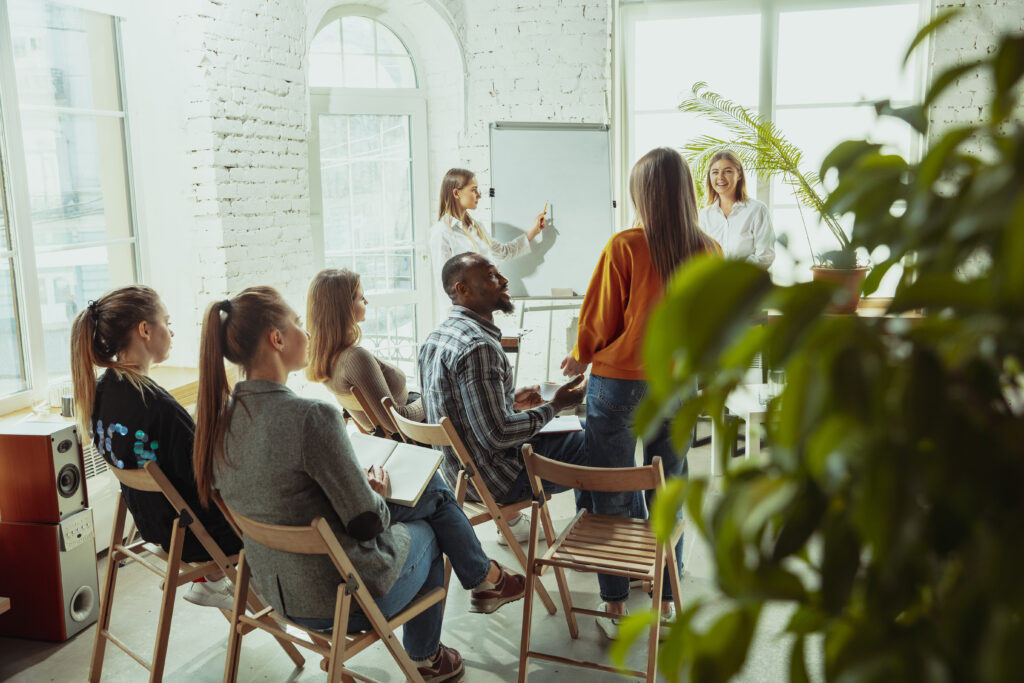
top-left (709, 384), bottom-right (770, 477)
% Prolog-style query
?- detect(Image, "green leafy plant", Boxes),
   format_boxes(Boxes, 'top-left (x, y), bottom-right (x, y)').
top-left (617, 13), bottom-right (1024, 682)
top-left (680, 83), bottom-right (857, 268)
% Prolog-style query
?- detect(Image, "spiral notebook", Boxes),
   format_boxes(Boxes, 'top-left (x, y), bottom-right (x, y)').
top-left (349, 432), bottom-right (443, 506)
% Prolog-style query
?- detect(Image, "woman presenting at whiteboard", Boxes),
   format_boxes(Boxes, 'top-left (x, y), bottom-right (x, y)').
top-left (429, 168), bottom-right (545, 320)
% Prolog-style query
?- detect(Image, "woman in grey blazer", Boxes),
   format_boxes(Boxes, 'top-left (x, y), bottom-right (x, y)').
top-left (192, 286), bottom-right (525, 682)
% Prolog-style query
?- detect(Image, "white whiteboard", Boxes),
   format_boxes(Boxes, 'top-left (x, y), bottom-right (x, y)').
top-left (489, 123), bottom-right (615, 297)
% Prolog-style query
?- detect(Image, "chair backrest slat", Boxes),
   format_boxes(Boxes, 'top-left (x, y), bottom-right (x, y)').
top-left (224, 507), bottom-right (328, 556)
top-left (522, 444), bottom-right (664, 492)
top-left (383, 396), bottom-right (452, 447)
top-left (109, 464), bottom-right (164, 493)
top-left (352, 385), bottom-right (397, 436)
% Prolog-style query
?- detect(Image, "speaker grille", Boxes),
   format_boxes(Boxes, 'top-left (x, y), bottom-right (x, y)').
top-left (83, 443), bottom-right (108, 479)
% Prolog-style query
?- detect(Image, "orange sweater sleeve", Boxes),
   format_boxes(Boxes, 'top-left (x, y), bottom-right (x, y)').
top-left (573, 240), bottom-right (628, 365)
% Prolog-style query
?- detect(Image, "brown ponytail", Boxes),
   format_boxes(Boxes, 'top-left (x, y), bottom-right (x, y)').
top-left (193, 286), bottom-right (293, 506)
top-left (69, 285), bottom-right (162, 442)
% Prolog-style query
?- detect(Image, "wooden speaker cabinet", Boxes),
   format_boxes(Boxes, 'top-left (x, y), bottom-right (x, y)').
top-left (0, 422), bottom-right (88, 524)
top-left (0, 509), bottom-right (99, 641)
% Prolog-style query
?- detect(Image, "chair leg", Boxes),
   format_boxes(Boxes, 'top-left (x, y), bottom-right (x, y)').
top-left (150, 519), bottom-right (186, 683)
top-left (498, 514), bottom-right (556, 615)
top-left (89, 499), bottom-right (128, 683)
top-left (327, 590), bottom-right (352, 683)
top-left (242, 585), bottom-right (305, 667)
top-left (647, 553), bottom-right (666, 683)
top-left (517, 515), bottom-right (541, 683)
top-left (222, 552), bottom-right (250, 683)
top-left (666, 544), bottom-right (683, 614)
top-left (553, 566), bottom-right (579, 639)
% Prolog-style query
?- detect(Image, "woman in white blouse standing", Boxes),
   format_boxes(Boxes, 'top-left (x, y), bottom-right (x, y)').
top-left (429, 168), bottom-right (545, 321)
top-left (697, 150), bottom-right (775, 269)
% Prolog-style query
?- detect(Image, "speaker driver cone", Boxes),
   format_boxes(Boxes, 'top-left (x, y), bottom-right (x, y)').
top-left (69, 585), bottom-right (95, 622)
top-left (57, 464), bottom-right (80, 498)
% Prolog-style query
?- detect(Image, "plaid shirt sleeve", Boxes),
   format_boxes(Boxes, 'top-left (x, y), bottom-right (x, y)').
top-left (457, 342), bottom-right (555, 454)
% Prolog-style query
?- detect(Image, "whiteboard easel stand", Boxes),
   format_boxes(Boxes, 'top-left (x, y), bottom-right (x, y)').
top-left (509, 296), bottom-right (584, 386)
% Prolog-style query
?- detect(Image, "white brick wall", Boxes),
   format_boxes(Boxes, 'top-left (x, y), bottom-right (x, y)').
top-left (183, 0), bottom-right (313, 312)
top-left (455, 0), bottom-right (612, 227)
top-left (929, 1), bottom-right (1024, 135)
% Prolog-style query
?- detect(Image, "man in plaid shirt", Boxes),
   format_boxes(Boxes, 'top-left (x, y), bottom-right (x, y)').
top-left (419, 253), bottom-right (588, 507)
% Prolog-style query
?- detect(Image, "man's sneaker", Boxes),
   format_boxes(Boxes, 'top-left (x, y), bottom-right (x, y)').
top-left (417, 644), bottom-right (464, 682)
top-left (469, 564), bottom-right (527, 614)
top-left (183, 577), bottom-right (235, 612)
top-left (496, 512), bottom-right (532, 546)
top-left (595, 602), bottom-right (628, 640)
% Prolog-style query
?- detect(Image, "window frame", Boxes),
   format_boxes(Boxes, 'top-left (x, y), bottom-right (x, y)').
top-left (308, 8), bottom-right (432, 373)
top-left (618, 0), bottom-right (930, 232)
top-left (0, 0), bottom-right (140, 412)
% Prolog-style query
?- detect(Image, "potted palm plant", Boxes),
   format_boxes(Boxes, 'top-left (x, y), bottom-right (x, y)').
top-left (680, 82), bottom-right (869, 312)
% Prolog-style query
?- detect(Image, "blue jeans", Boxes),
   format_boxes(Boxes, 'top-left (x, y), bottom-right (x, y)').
top-left (585, 374), bottom-right (689, 602)
top-left (388, 473), bottom-right (491, 589)
top-left (287, 475), bottom-right (492, 660)
top-left (289, 520), bottom-right (444, 661)
top-left (497, 426), bottom-right (589, 505)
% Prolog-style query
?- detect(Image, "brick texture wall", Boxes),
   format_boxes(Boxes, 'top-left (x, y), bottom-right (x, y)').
top-left (929, 1), bottom-right (1024, 135)
top-left (184, 0), bottom-right (313, 309)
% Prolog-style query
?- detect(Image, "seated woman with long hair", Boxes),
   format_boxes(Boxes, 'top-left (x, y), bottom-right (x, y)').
top-left (192, 286), bottom-right (526, 681)
top-left (70, 285), bottom-right (240, 610)
top-left (306, 268), bottom-right (421, 436)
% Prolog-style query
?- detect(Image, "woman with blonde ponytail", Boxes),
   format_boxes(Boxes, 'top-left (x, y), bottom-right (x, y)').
top-left (69, 285), bottom-right (241, 610)
top-left (196, 286), bottom-right (526, 681)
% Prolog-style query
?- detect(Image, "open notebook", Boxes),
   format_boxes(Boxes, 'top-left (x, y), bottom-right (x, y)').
top-left (349, 432), bottom-right (443, 507)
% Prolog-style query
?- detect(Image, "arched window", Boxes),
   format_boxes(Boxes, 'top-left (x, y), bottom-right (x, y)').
top-left (309, 11), bottom-right (428, 375)
top-left (310, 15), bottom-right (416, 88)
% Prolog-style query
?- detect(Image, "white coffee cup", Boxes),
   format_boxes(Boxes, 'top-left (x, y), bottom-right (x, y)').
top-left (539, 382), bottom-right (560, 401)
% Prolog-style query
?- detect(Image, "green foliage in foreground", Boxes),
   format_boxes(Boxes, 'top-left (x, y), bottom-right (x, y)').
top-left (616, 17), bottom-right (1024, 683)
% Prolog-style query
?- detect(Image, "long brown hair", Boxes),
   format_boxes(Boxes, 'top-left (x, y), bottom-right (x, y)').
top-left (437, 167), bottom-right (474, 222)
top-left (306, 268), bottom-right (361, 383)
top-left (630, 147), bottom-right (716, 286)
top-left (70, 285), bottom-right (163, 442)
top-left (704, 148), bottom-right (749, 206)
top-left (193, 286), bottom-right (293, 506)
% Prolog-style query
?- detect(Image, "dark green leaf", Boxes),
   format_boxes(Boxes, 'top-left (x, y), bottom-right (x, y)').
top-left (890, 274), bottom-right (991, 312)
top-left (821, 514), bottom-right (860, 615)
top-left (874, 100), bottom-right (927, 135)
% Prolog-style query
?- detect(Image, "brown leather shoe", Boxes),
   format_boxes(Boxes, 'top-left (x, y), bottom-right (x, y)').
top-left (417, 644), bottom-right (464, 682)
top-left (469, 564), bottom-right (527, 614)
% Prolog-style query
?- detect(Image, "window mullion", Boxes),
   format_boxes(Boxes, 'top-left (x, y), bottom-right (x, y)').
top-left (0, 0), bottom-right (48, 402)
top-left (759, 1), bottom-right (778, 205)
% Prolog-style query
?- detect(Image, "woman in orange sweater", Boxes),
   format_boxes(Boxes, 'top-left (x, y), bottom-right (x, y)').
top-left (561, 147), bottom-right (718, 637)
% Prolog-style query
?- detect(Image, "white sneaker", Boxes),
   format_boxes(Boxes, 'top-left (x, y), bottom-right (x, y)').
top-left (496, 512), bottom-right (532, 546)
top-left (595, 602), bottom-right (628, 640)
top-left (659, 604), bottom-right (676, 641)
top-left (183, 577), bottom-right (235, 611)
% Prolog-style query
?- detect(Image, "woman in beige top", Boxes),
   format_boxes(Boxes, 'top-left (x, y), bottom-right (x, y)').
top-left (306, 268), bottom-right (424, 434)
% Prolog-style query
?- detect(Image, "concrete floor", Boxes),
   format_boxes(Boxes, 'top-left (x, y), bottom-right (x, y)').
top-left (0, 426), bottom-right (821, 682)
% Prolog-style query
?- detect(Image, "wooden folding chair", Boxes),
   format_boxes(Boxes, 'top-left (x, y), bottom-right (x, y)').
top-left (517, 445), bottom-right (684, 683)
top-left (216, 500), bottom-right (446, 683)
top-left (382, 397), bottom-right (557, 615)
top-left (89, 462), bottom-right (303, 682)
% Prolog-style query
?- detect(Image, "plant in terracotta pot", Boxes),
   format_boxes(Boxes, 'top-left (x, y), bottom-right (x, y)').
top-left (680, 83), bottom-right (869, 312)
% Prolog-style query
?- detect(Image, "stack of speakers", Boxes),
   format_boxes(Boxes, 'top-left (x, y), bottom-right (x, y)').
top-left (0, 422), bottom-right (100, 641)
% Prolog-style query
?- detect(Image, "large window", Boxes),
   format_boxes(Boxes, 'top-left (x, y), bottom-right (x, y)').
top-left (309, 12), bottom-right (428, 376)
top-left (0, 0), bottom-right (137, 408)
top-left (623, 0), bottom-right (926, 292)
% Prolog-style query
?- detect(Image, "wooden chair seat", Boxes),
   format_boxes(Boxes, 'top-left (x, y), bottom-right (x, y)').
top-left (545, 514), bottom-right (660, 577)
